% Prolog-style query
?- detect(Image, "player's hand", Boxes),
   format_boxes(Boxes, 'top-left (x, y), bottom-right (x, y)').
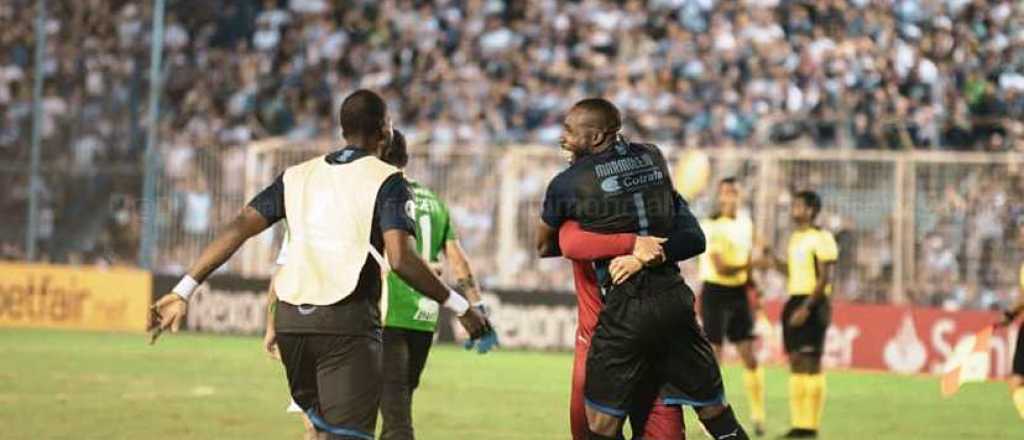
top-left (464, 327), bottom-right (500, 354)
top-left (472, 303), bottom-right (490, 318)
top-left (789, 304), bottom-right (811, 327)
top-left (148, 293), bottom-right (188, 345)
top-left (263, 327), bottom-right (280, 360)
top-left (429, 262), bottom-right (444, 278)
top-left (610, 255), bottom-right (644, 285)
top-left (632, 236), bottom-right (667, 265)
top-left (464, 305), bottom-right (499, 354)
top-left (457, 306), bottom-right (490, 340)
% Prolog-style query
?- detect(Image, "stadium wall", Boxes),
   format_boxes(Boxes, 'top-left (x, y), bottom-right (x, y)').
top-left (145, 273), bottom-right (1018, 379)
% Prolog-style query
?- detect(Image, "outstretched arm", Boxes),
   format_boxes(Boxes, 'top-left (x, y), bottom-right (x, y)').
top-left (149, 206), bottom-right (272, 343)
top-left (186, 207), bottom-right (271, 282)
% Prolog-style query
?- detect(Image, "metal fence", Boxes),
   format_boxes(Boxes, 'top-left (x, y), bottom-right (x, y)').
top-left (169, 141), bottom-right (1015, 309)
top-left (3, 136), bottom-right (1022, 309)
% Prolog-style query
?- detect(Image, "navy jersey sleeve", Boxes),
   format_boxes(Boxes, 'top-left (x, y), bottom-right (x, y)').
top-left (541, 172), bottom-right (575, 228)
top-left (376, 173), bottom-right (416, 235)
top-left (663, 192), bottom-right (706, 263)
top-left (247, 173), bottom-right (285, 225)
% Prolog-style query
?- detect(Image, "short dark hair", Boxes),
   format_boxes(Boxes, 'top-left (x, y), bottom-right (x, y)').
top-left (795, 190), bottom-right (822, 218)
top-left (571, 98), bottom-right (622, 132)
top-left (719, 176), bottom-right (738, 186)
top-left (338, 89), bottom-right (387, 138)
top-left (380, 129), bottom-right (408, 168)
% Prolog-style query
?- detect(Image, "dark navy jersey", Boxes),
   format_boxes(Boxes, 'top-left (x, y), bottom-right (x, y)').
top-left (542, 140), bottom-right (705, 290)
top-left (247, 146), bottom-right (416, 337)
top-left (542, 140), bottom-right (676, 236)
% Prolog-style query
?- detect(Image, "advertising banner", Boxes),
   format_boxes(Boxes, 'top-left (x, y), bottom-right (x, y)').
top-left (441, 294), bottom-right (1017, 378)
top-left (148, 277), bottom-right (1020, 379)
top-left (153, 274), bottom-right (271, 335)
top-left (0, 263), bottom-right (151, 331)
top-left (725, 300), bottom-right (1016, 378)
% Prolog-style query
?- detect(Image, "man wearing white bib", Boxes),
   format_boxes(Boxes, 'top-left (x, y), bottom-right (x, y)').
top-left (149, 90), bottom-right (489, 440)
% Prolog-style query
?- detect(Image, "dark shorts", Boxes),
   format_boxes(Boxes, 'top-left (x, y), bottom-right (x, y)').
top-left (585, 266), bottom-right (724, 416)
top-left (781, 296), bottom-right (831, 356)
top-left (277, 334), bottom-right (382, 440)
top-left (1014, 322), bottom-right (1024, 376)
top-left (700, 282), bottom-right (755, 345)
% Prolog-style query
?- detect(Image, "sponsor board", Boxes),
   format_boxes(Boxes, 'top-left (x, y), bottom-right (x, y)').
top-left (0, 263), bottom-right (151, 331)
top-left (147, 276), bottom-right (1018, 379)
top-left (438, 290), bottom-right (578, 351)
top-left (722, 300), bottom-right (1017, 379)
top-left (153, 274), bottom-right (271, 335)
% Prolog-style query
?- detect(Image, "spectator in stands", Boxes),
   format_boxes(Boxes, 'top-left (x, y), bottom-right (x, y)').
top-left (5, 0), bottom-right (1024, 304)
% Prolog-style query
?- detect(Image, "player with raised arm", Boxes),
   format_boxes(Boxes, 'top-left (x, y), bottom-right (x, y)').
top-left (536, 98), bottom-right (748, 440)
top-left (755, 191), bottom-right (837, 439)
top-left (149, 90), bottom-right (489, 440)
top-left (699, 177), bottom-right (766, 435)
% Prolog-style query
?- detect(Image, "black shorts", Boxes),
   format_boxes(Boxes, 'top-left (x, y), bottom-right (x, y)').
top-left (700, 282), bottom-right (755, 345)
top-left (781, 296), bottom-right (831, 356)
top-left (585, 266), bottom-right (724, 415)
top-left (277, 334), bottom-right (382, 440)
top-left (1014, 322), bottom-right (1024, 376)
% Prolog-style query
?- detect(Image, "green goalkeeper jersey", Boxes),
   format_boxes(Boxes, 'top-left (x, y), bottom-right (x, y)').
top-left (384, 180), bottom-right (457, 332)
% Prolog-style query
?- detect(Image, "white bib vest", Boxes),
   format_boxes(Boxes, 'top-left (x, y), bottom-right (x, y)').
top-left (273, 153), bottom-right (400, 306)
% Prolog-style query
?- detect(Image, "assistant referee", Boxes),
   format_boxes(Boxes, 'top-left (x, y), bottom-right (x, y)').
top-left (699, 177), bottom-right (765, 436)
top-left (756, 191), bottom-right (837, 439)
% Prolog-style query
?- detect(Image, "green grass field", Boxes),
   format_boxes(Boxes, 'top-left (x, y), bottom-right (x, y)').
top-left (0, 328), bottom-right (1020, 439)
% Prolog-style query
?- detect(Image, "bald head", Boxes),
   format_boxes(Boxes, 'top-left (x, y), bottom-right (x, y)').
top-left (569, 98), bottom-right (622, 133)
top-left (560, 98), bottom-right (622, 157)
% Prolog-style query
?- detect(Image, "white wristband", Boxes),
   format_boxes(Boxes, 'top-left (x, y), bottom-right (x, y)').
top-left (444, 291), bottom-right (470, 316)
top-left (172, 275), bottom-right (199, 301)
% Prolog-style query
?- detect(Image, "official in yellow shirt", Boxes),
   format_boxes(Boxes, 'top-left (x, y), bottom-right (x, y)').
top-left (699, 177), bottom-right (765, 435)
top-left (759, 190), bottom-right (837, 439)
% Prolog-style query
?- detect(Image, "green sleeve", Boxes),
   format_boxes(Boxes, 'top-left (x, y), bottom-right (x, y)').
top-left (440, 201), bottom-right (457, 242)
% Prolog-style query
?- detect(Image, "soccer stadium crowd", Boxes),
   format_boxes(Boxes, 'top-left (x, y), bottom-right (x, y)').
top-left (2, 0), bottom-right (1024, 308)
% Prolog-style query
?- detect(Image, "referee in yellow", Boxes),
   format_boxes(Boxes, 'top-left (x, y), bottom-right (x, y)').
top-left (699, 177), bottom-right (765, 436)
top-left (757, 191), bottom-right (837, 439)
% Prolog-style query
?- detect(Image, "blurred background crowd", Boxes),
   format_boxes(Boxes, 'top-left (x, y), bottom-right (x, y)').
top-left (2, 0), bottom-right (1023, 309)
